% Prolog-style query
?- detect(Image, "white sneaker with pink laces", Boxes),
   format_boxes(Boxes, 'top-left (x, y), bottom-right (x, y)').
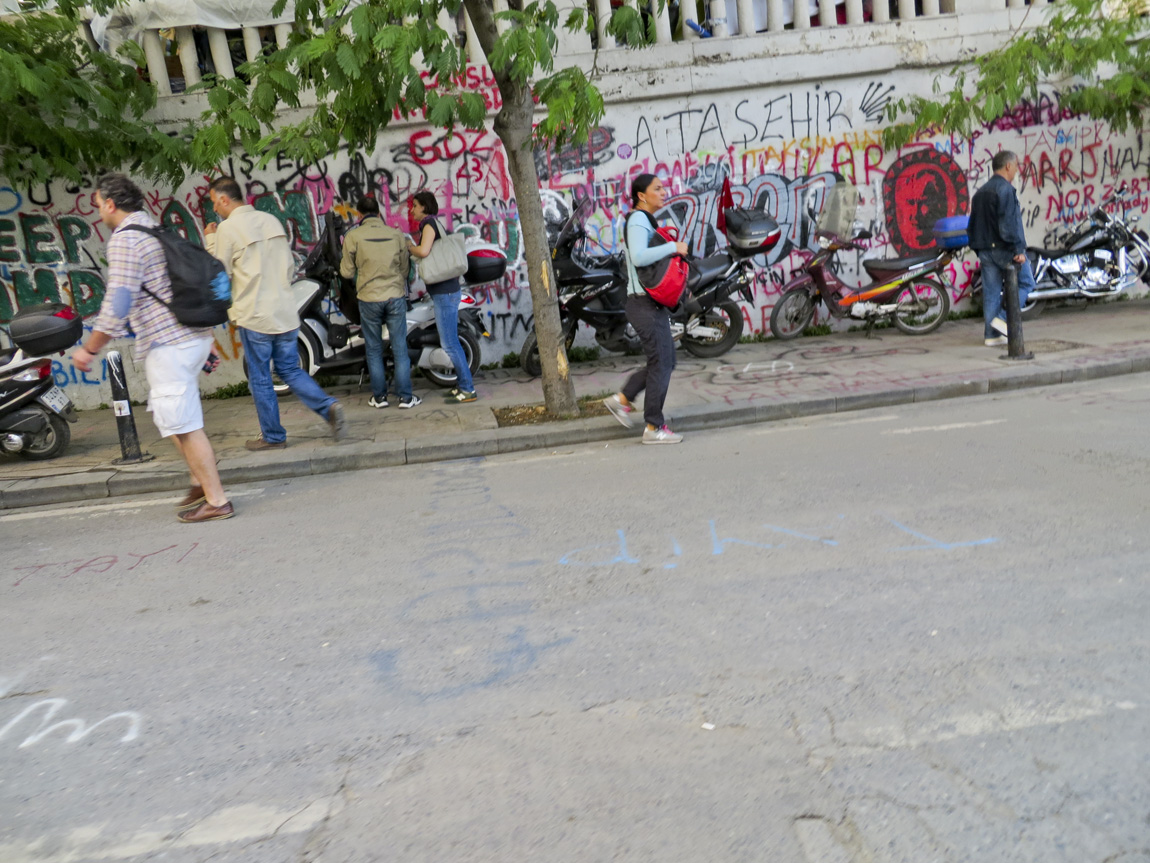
top-left (603, 394), bottom-right (634, 428)
top-left (642, 425), bottom-right (683, 445)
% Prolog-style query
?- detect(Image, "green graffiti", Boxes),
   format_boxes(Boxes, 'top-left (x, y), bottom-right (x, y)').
top-left (0, 282), bottom-right (13, 322)
top-left (69, 270), bottom-right (105, 318)
top-left (12, 268), bottom-right (62, 307)
top-left (161, 200), bottom-right (203, 246)
top-left (20, 214), bottom-right (61, 264)
top-left (253, 191), bottom-right (318, 245)
top-left (57, 216), bottom-right (92, 265)
top-left (0, 218), bottom-right (18, 263)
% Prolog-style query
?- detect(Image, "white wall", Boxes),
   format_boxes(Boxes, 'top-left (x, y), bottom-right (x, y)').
top-left (2, 54), bottom-right (1147, 409)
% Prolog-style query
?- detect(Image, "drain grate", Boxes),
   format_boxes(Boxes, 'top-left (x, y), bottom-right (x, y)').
top-left (1022, 339), bottom-right (1087, 353)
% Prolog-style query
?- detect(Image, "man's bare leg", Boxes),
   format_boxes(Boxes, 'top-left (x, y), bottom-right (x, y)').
top-left (171, 429), bottom-right (227, 506)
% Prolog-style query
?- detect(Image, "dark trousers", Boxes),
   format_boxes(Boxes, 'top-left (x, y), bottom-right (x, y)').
top-left (622, 293), bottom-right (676, 428)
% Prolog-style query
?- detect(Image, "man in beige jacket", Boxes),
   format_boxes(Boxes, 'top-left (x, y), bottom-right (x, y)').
top-left (205, 176), bottom-right (345, 450)
top-left (340, 195), bottom-right (419, 409)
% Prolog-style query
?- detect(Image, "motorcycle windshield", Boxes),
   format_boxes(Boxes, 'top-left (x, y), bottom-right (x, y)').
top-left (816, 183), bottom-right (862, 239)
top-left (552, 197), bottom-right (595, 252)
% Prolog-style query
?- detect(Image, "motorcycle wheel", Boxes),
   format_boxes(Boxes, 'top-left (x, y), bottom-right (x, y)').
top-left (423, 327), bottom-right (482, 388)
top-left (519, 322), bottom-right (575, 378)
top-left (969, 271), bottom-right (1046, 320)
top-left (17, 410), bottom-right (70, 460)
top-left (893, 279), bottom-right (951, 335)
top-left (770, 288), bottom-right (817, 340)
top-left (682, 301), bottom-right (744, 358)
top-left (242, 333), bottom-right (314, 396)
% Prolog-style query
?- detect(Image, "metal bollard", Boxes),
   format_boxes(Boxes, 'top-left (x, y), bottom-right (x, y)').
top-left (1001, 263), bottom-right (1034, 361)
top-left (107, 350), bottom-right (155, 465)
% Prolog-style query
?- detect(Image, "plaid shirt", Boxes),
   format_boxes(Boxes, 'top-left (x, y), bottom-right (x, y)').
top-left (92, 211), bottom-right (212, 360)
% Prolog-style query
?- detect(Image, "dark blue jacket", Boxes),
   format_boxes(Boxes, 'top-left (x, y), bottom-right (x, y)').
top-left (968, 174), bottom-right (1026, 255)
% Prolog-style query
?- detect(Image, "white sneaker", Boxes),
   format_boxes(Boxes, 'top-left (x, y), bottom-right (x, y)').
top-left (399, 395), bottom-right (422, 409)
top-left (642, 425), bottom-right (683, 445)
top-left (991, 317), bottom-right (1009, 336)
top-left (603, 394), bottom-right (634, 428)
top-left (984, 336), bottom-right (1008, 347)
top-left (368, 395), bottom-right (389, 408)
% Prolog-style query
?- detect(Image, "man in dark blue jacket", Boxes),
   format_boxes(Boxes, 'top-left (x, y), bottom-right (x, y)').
top-left (968, 150), bottom-right (1035, 346)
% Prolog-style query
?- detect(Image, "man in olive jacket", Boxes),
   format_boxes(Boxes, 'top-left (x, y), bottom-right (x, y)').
top-left (340, 195), bottom-right (419, 409)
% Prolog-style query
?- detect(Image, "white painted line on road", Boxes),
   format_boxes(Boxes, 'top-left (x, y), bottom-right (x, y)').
top-left (0, 488), bottom-right (266, 522)
top-left (0, 800), bottom-right (332, 862)
top-left (750, 414), bottom-right (900, 435)
top-left (884, 419), bottom-right (1006, 435)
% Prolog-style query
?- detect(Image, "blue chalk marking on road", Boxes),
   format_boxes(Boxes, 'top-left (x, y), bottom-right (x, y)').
top-left (710, 520), bottom-right (776, 555)
top-left (664, 536), bottom-right (683, 569)
top-left (559, 529), bottom-right (640, 566)
top-left (370, 628), bottom-right (574, 701)
top-left (885, 517), bottom-right (998, 551)
top-left (762, 524), bottom-right (838, 546)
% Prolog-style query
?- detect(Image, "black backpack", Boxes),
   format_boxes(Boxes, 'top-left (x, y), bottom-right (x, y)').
top-left (121, 224), bottom-right (232, 327)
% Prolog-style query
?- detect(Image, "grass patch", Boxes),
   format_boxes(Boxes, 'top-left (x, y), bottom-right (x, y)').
top-left (567, 345), bottom-right (601, 363)
top-left (203, 381), bottom-right (251, 400)
top-left (947, 308), bottom-right (982, 321)
top-left (802, 323), bottom-right (832, 336)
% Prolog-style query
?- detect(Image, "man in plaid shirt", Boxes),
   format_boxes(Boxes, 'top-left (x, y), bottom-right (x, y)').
top-left (73, 173), bottom-right (234, 523)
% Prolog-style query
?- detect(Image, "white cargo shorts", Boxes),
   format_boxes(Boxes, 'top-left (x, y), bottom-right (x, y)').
top-left (145, 337), bottom-right (212, 437)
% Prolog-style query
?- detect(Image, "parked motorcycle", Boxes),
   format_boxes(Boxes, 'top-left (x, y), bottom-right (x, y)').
top-left (519, 200), bottom-right (778, 376)
top-left (0, 304), bottom-right (81, 460)
top-left (770, 222), bottom-right (953, 339)
top-left (970, 182), bottom-right (1149, 318)
top-left (246, 212), bottom-right (505, 392)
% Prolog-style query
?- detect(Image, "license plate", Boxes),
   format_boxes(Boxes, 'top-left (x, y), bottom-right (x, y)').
top-left (39, 386), bottom-right (71, 414)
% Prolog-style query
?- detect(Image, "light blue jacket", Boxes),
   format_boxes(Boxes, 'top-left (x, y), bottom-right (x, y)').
top-left (624, 211), bottom-right (678, 295)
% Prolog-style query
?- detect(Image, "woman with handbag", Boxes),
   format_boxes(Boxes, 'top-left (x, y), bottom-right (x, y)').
top-left (602, 173), bottom-right (688, 444)
top-left (408, 190), bottom-right (477, 403)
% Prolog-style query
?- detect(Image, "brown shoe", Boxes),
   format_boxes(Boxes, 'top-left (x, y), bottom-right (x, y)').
top-left (178, 485), bottom-right (205, 510)
top-left (177, 500), bottom-right (235, 523)
top-left (327, 401), bottom-right (347, 441)
top-left (246, 437), bottom-right (286, 451)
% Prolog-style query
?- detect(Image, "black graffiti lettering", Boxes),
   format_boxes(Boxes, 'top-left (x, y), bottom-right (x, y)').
top-left (664, 108), bottom-right (702, 153)
top-left (734, 100), bottom-right (759, 148)
top-left (759, 96), bottom-right (788, 143)
top-left (693, 103), bottom-right (727, 152)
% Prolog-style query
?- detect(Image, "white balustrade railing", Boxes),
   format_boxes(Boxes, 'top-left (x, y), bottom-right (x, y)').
top-left (128, 0), bottom-right (999, 98)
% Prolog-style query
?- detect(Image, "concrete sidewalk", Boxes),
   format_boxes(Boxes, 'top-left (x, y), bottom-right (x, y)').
top-left (5, 299), bottom-right (1150, 509)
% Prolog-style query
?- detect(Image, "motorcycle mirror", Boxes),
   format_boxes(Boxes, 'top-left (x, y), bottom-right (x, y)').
top-left (854, 230), bottom-right (872, 241)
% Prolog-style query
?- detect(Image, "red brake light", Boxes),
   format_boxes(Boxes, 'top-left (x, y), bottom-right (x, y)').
top-left (53, 307), bottom-right (78, 320)
top-left (36, 360), bottom-right (51, 379)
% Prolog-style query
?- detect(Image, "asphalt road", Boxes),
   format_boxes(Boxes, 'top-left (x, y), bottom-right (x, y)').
top-left (2, 374), bottom-right (1149, 863)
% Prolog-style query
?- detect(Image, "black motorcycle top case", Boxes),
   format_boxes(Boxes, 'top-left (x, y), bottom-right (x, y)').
top-left (9, 304), bottom-right (83, 355)
top-left (465, 253), bottom-right (507, 285)
top-left (724, 208), bottom-right (782, 254)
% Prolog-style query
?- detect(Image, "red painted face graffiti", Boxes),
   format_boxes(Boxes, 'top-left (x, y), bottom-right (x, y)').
top-left (882, 149), bottom-right (970, 256)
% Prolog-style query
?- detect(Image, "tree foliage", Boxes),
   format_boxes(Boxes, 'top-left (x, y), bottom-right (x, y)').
top-left (883, 0), bottom-right (1150, 147)
top-left (0, 0), bottom-right (185, 184)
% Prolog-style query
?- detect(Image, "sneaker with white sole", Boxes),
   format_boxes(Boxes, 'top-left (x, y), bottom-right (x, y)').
top-left (368, 395), bottom-right (389, 408)
top-left (399, 395), bottom-right (422, 409)
top-left (603, 394), bottom-right (634, 428)
top-left (984, 336), bottom-right (1008, 347)
top-left (991, 316), bottom-right (1009, 336)
top-left (642, 425), bottom-right (683, 445)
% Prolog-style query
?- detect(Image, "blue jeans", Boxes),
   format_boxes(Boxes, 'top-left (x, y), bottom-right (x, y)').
top-left (359, 297), bottom-right (413, 400)
top-left (978, 250), bottom-right (1035, 338)
top-left (240, 327), bottom-right (336, 444)
top-left (430, 291), bottom-right (474, 392)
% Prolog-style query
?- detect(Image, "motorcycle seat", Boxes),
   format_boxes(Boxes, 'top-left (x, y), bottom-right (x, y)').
top-left (862, 253), bottom-right (940, 276)
top-left (1028, 246), bottom-right (1068, 259)
top-left (688, 254), bottom-right (731, 290)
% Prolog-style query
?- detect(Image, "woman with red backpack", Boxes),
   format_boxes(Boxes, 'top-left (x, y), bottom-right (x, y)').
top-left (602, 173), bottom-right (689, 444)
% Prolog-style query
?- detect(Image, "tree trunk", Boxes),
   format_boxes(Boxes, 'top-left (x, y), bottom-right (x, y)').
top-left (462, 0), bottom-right (578, 416)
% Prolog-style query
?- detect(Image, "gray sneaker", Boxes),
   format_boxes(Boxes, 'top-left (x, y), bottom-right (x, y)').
top-left (603, 394), bottom-right (634, 428)
top-left (327, 401), bottom-right (347, 441)
top-left (991, 316), bottom-right (1009, 336)
top-left (984, 336), bottom-right (1008, 347)
top-left (399, 395), bottom-right (422, 409)
top-left (642, 425), bottom-right (683, 445)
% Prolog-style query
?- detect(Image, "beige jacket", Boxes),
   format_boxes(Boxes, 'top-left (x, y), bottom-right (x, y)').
top-left (339, 217), bottom-right (410, 303)
top-left (206, 205), bottom-right (298, 334)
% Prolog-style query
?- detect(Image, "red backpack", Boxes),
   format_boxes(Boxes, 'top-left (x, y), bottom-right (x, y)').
top-left (628, 212), bottom-right (689, 308)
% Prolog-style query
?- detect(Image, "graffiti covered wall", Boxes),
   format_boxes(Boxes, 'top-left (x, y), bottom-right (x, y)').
top-left (1, 65), bottom-right (1147, 408)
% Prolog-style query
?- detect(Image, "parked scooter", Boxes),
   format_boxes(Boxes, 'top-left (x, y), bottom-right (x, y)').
top-left (0, 304), bottom-right (81, 460)
top-left (246, 212), bottom-right (506, 392)
top-left (519, 200), bottom-right (778, 375)
top-left (769, 188), bottom-right (957, 343)
top-left (970, 182), bottom-right (1148, 318)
